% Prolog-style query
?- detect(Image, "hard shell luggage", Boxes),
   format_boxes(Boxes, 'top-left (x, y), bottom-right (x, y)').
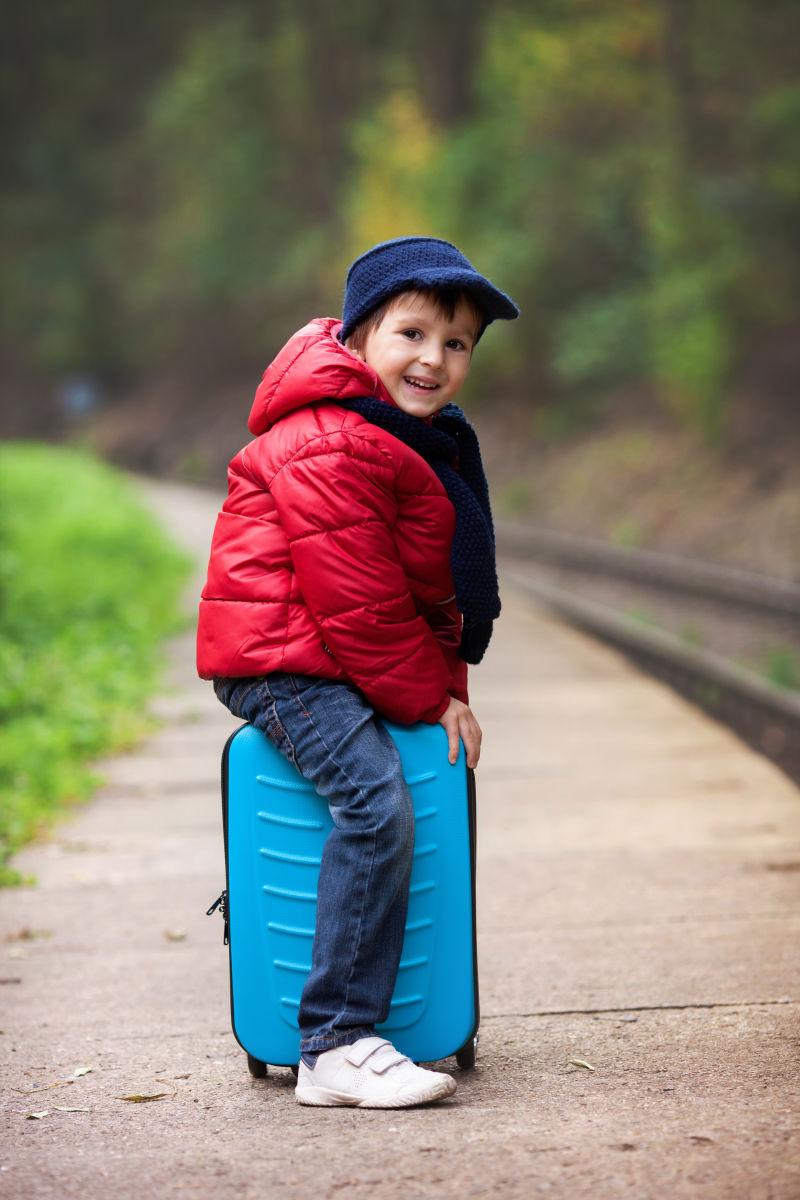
top-left (207, 719), bottom-right (479, 1077)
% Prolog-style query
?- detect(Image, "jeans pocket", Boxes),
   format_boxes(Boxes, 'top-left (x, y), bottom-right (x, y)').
top-left (253, 679), bottom-right (298, 767)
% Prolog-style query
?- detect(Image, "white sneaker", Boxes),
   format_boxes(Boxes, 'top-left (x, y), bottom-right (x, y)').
top-left (295, 1036), bottom-right (457, 1108)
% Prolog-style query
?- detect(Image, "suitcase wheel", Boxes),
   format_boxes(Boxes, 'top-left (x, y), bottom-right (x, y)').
top-left (247, 1053), bottom-right (268, 1078)
top-left (290, 1064), bottom-right (299, 1078)
top-left (455, 1034), bottom-right (478, 1070)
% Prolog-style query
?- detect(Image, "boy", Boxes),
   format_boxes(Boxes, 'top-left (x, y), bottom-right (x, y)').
top-left (197, 236), bottom-right (519, 1107)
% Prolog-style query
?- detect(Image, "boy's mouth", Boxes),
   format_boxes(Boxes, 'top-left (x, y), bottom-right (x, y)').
top-left (403, 376), bottom-right (440, 392)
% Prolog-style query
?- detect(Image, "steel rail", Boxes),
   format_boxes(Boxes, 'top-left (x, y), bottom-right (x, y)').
top-left (495, 521), bottom-right (800, 620)
top-left (501, 567), bottom-right (800, 784)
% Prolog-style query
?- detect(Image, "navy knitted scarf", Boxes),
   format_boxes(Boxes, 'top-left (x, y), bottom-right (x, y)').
top-left (337, 397), bottom-right (501, 663)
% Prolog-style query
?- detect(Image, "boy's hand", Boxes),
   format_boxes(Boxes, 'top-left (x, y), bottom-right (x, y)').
top-left (438, 696), bottom-right (482, 769)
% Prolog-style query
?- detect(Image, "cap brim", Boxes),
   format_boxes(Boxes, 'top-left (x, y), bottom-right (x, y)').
top-left (394, 268), bottom-right (520, 322)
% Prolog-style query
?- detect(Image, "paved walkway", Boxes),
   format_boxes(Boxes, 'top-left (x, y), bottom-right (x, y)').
top-left (1, 479), bottom-right (798, 1200)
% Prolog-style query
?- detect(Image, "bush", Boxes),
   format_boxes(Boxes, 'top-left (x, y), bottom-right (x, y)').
top-left (0, 443), bottom-right (192, 885)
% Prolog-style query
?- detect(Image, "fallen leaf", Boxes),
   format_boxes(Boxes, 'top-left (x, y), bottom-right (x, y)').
top-left (5, 928), bottom-right (52, 942)
top-left (53, 1106), bottom-right (91, 1113)
top-left (569, 1057), bottom-right (596, 1072)
top-left (13, 1080), bottom-right (73, 1094)
top-left (115, 1093), bottom-right (173, 1103)
top-left (26, 1111), bottom-right (49, 1120)
top-left (162, 929), bottom-right (187, 942)
top-left (72, 1067), bottom-right (92, 1078)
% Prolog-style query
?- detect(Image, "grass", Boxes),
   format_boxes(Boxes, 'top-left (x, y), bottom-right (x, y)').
top-left (679, 621), bottom-right (705, 648)
top-left (624, 603), bottom-right (656, 627)
top-left (609, 517), bottom-right (644, 548)
top-left (761, 644), bottom-right (800, 692)
top-left (0, 442), bottom-right (193, 886)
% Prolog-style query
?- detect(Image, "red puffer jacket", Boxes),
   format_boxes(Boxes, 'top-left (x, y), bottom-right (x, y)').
top-left (196, 317), bottom-right (468, 725)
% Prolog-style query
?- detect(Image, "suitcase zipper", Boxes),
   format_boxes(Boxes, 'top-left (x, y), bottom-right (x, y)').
top-left (206, 889), bottom-right (229, 945)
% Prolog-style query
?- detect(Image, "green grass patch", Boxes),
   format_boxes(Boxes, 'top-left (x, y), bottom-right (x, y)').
top-left (679, 621), bottom-right (705, 648)
top-left (0, 442), bottom-right (193, 886)
top-left (761, 643), bottom-right (800, 692)
top-left (609, 517), bottom-right (644, 548)
top-left (624, 604), bottom-right (656, 627)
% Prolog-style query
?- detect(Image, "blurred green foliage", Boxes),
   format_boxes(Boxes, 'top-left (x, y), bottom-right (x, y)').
top-left (762, 644), bottom-right (800, 692)
top-left (3, 0), bottom-right (799, 437)
top-left (610, 518), bottom-right (644, 548)
top-left (0, 444), bottom-right (192, 885)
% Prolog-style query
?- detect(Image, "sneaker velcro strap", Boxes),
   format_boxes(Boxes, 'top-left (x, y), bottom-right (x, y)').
top-left (343, 1037), bottom-right (393, 1068)
top-left (368, 1045), bottom-right (409, 1075)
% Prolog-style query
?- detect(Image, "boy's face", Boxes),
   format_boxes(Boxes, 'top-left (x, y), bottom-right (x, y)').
top-left (349, 290), bottom-right (480, 418)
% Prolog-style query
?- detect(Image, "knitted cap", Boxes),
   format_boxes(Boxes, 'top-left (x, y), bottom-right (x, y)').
top-left (338, 235), bottom-right (520, 345)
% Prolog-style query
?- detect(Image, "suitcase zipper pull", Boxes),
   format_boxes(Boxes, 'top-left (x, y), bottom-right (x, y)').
top-left (206, 890), bottom-right (229, 945)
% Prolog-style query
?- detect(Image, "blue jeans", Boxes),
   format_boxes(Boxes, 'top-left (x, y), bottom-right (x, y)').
top-left (214, 672), bottom-right (415, 1056)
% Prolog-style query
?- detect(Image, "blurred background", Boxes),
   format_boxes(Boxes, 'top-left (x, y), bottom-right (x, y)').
top-left (2, 1), bottom-right (800, 878)
top-left (3, 0), bottom-right (799, 573)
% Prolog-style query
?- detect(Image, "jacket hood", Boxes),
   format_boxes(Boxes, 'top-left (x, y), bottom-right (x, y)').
top-left (248, 317), bottom-right (399, 436)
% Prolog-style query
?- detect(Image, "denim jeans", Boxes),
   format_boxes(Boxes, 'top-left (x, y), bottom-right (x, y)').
top-left (214, 672), bottom-right (415, 1056)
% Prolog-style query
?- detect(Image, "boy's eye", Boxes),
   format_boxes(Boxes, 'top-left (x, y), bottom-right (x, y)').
top-left (401, 329), bottom-right (466, 350)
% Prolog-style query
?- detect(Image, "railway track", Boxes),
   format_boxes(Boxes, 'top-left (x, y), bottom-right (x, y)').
top-left (496, 521), bottom-right (800, 784)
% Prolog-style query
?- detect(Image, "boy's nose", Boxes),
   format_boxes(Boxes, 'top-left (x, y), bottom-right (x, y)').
top-left (419, 343), bottom-right (445, 369)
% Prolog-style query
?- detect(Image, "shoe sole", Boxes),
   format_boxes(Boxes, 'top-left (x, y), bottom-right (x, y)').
top-left (295, 1075), bottom-right (457, 1108)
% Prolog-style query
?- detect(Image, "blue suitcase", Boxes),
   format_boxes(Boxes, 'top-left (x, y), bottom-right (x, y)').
top-left (207, 718), bottom-right (479, 1077)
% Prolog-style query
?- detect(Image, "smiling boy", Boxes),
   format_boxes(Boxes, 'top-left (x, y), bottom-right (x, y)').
top-left (345, 288), bottom-right (482, 419)
top-left (198, 236), bottom-right (519, 1107)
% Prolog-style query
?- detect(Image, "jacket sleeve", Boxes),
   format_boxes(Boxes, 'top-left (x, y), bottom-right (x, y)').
top-left (268, 431), bottom-right (452, 725)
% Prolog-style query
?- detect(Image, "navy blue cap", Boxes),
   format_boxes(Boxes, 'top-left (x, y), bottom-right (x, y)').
top-left (339, 235), bottom-right (520, 345)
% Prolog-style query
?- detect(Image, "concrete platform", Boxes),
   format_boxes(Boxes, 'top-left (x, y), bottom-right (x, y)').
top-left (1, 479), bottom-right (798, 1199)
